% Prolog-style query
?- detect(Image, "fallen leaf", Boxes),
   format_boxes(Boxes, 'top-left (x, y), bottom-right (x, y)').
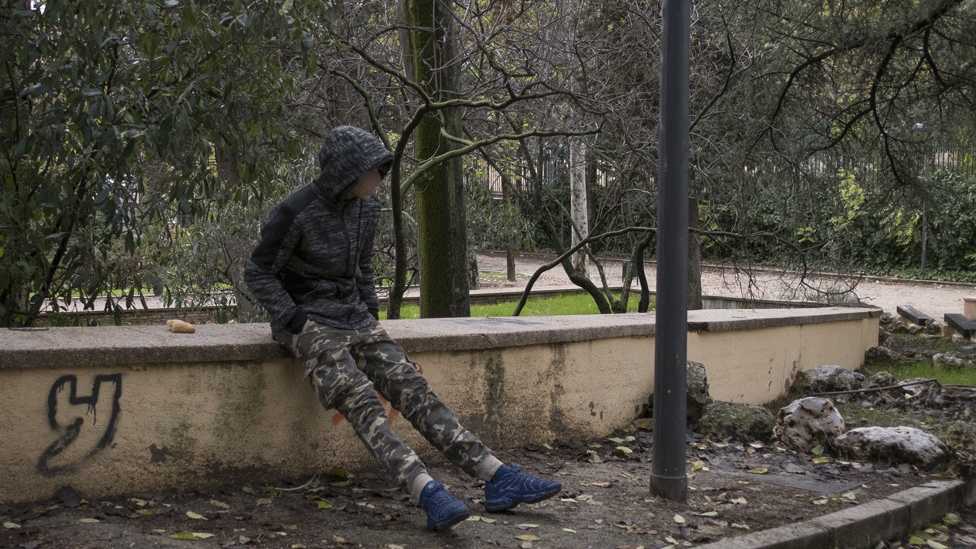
top-left (317, 501), bottom-right (333, 510)
top-left (673, 514), bottom-right (686, 524)
top-left (78, 518), bottom-right (100, 523)
top-left (170, 531), bottom-right (198, 540)
top-left (691, 461), bottom-right (705, 472)
top-left (135, 509), bottom-right (153, 516)
top-left (732, 523), bottom-right (750, 530)
top-left (730, 497), bottom-right (747, 504)
top-left (516, 534), bottom-right (541, 541)
top-left (192, 533), bottom-right (214, 539)
top-left (749, 467), bottom-right (768, 474)
top-left (256, 498), bottom-right (273, 506)
top-left (943, 513), bottom-right (962, 526)
top-left (562, 528), bottom-right (577, 533)
top-left (666, 535), bottom-right (679, 543)
top-left (467, 515), bottom-right (498, 523)
top-left (811, 444), bottom-right (825, 455)
top-left (3, 522), bottom-right (20, 529)
top-left (517, 523), bottom-right (539, 529)
top-left (842, 492), bottom-right (857, 500)
top-left (812, 456), bottom-right (831, 464)
top-left (699, 511), bottom-right (718, 517)
top-left (186, 511), bottom-right (207, 520)
top-left (927, 541), bottom-right (948, 549)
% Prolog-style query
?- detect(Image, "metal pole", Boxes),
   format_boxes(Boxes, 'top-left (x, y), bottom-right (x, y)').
top-left (651, 0), bottom-right (689, 502)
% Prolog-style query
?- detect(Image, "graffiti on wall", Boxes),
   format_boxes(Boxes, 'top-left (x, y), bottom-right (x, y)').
top-left (37, 374), bottom-right (122, 477)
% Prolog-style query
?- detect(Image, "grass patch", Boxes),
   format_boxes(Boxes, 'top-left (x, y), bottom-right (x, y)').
top-left (381, 292), bottom-right (646, 320)
top-left (860, 361), bottom-right (976, 387)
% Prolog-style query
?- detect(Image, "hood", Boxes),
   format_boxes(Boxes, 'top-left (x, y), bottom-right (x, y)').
top-left (312, 126), bottom-right (394, 205)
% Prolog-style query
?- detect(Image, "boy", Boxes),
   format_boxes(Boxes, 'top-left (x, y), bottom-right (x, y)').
top-left (243, 125), bottom-right (561, 531)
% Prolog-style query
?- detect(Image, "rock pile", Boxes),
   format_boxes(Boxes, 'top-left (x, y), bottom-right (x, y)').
top-left (685, 352), bottom-right (976, 475)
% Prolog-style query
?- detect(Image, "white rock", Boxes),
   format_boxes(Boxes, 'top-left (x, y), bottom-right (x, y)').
top-left (775, 397), bottom-right (846, 452)
top-left (799, 365), bottom-right (864, 395)
top-left (834, 426), bottom-right (947, 467)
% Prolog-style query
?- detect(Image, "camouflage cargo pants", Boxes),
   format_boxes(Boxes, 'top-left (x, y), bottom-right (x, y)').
top-left (283, 320), bottom-right (493, 489)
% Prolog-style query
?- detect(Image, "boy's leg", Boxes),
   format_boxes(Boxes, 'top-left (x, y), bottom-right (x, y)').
top-left (288, 322), bottom-right (471, 531)
top-left (356, 323), bottom-right (562, 512)
top-left (356, 324), bottom-right (502, 481)
top-left (289, 322), bottom-right (426, 488)
top-left (306, 346), bottom-right (471, 531)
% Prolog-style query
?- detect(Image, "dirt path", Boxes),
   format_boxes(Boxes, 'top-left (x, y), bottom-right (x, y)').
top-left (477, 251), bottom-right (976, 321)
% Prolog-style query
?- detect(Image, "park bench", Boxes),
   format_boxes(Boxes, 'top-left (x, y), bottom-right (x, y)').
top-left (896, 305), bottom-right (933, 327)
top-left (944, 313), bottom-right (976, 339)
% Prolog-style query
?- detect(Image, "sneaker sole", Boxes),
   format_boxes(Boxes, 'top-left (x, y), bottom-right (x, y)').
top-left (483, 486), bottom-right (561, 512)
top-left (428, 509), bottom-right (471, 532)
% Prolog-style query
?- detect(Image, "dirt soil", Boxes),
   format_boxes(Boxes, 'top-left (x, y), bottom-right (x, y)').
top-left (1, 434), bottom-right (969, 549)
top-left (4, 253), bottom-right (976, 549)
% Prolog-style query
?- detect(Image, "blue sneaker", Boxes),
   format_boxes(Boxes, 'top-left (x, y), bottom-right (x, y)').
top-left (418, 480), bottom-right (470, 532)
top-left (483, 463), bottom-right (562, 512)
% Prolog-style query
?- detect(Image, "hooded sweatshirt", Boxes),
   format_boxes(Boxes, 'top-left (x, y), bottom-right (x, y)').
top-left (244, 126), bottom-right (394, 340)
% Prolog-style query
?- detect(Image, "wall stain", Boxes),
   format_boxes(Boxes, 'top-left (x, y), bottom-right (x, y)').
top-left (149, 444), bottom-right (169, 463)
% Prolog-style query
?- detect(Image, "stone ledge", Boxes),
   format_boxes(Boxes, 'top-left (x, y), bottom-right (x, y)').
top-left (695, 479), bottom-right (975, 549)
top-left (0, 307), bottom-right (880, 370)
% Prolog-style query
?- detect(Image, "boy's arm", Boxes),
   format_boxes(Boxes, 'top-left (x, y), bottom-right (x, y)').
top-left (243, 205), bottom-right (306, 332)
top-left (358, 211), bottom-right (380, 320)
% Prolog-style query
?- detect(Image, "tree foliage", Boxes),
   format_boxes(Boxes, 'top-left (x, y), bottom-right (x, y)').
top-left (690, 0), bottom-right (976, 278)
top-left (4, 0), bottom-right (975, 327)
top-left (1, 0), bottom-right (305, 326)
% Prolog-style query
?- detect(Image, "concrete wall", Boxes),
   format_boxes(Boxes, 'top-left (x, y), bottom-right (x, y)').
top-left (0, 307), bottom-right (879, 505)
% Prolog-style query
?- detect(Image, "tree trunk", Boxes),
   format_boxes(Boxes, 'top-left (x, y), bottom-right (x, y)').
top-left (569, 138), bottom-right (589, 278)
top-left (502, 171), bottom-right (517, 282)
top-left (215, 146), bottom-right (241, 188)
top-left (403, 0), bottom-right (470, 318)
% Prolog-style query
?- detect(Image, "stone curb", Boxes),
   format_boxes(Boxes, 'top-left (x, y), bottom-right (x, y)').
top-left (695, 478), bottom-right (976, 549)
